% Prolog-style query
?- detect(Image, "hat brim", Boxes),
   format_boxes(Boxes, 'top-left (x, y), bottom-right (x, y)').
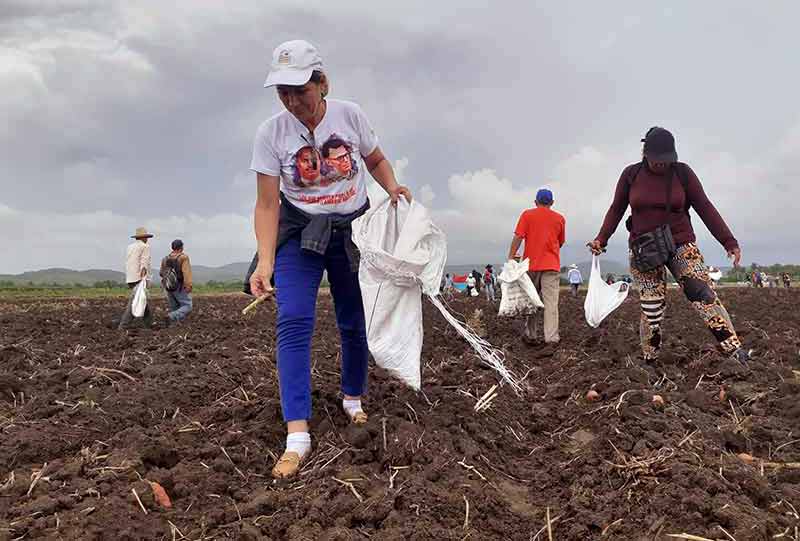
top-left (132, 234), bottom-right (153, 239)
top-left (264, 68), bottom-right (314, 88)
top-left (644, 150), bottom-right (678, 163)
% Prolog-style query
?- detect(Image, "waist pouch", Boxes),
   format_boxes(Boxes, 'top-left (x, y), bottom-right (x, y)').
top-left (630, 224), bottom-right (675, 272)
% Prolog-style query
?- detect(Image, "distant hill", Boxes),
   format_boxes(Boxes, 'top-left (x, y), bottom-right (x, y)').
top-left (0, 262), bottom-right (253, 286)
top-left (4, 259), bottom-right (633, 286)
top-left (191, 262), bottom-right (251, 284)
top-left (444, 264), bottom-right (503, 277)
top-left (0, 268), bottom-right (125, 286)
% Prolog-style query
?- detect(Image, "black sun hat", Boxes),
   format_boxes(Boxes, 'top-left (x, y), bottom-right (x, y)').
top-left (642, 127), bottom-right (678, 163)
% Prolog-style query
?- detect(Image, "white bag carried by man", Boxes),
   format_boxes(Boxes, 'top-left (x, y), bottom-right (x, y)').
top-left (584, 256), bottom-right (629, 328)
top-left (352, 197), bottom-right (522, 394)
top-left (131, 280), bottom-right (148, 318)
top-left (497, 258), bottom-right (544, 317)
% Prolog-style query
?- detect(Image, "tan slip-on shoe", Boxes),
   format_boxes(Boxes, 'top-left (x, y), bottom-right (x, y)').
top-left (350, 410), bottom-right (368, 425)
top-left (271, 451), bottom-right (305, 479)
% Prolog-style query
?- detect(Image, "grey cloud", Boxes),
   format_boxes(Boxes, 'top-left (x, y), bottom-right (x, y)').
top-left (1, 1), bottom-right (799, 273)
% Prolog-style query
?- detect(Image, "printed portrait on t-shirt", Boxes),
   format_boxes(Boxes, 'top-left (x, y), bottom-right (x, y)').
top-left (290, 133), bottom-right (358, 189)
top-left (291, 146), bottom-right (323, 187)
top-left (320, 136), bottom-right (357, 182)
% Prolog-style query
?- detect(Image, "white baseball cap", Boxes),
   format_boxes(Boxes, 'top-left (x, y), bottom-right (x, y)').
top-left (263, 40), bottom-right (324, 88)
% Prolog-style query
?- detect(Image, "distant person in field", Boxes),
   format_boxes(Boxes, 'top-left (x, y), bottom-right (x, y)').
top-left (567, 264), bottom-right (582, 297)
top-left (465, 273), bottom-right (477, 296)
top-left (783, 272), bottom-right (791, 288)
top-left (159, 239), bottom-right (193, 326)
top-left (508, 187), bottom-right (565, 346)
top-left (471, 269), bottom-right (482, 294)
top-left (707, 265), bottom-right (721, 290)
top-left (588, 126), bottom-right (749, 365)
top-left (248, 40), bottom-right (411, 479)
top-left (483, 264), bottom-right (497, 302)
top-left (119, 227), bottom-right (153, 329)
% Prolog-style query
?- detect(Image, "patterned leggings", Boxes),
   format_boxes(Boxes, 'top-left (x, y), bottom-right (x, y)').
top-left (630, 243), bottom-right (742, 360)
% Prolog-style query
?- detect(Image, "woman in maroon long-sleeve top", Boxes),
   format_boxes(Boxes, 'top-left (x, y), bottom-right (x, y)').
top-left (588, 127), bottom-right (749, 364)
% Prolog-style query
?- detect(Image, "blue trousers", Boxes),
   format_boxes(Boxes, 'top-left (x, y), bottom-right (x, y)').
top-left (274, 233), bottom-right (369, 422)
top-left (165, 288), bottom-right (193, 321)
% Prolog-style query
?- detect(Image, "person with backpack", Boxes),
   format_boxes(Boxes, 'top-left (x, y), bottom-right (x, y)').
top-left (483, 264), bottom-right (497, 302)
top-left (159, 239), bottom-right (193, 326)
top-left (587, 127), bottom-right (749, 365)
top-left (248, 40), bottom-right (411, 480)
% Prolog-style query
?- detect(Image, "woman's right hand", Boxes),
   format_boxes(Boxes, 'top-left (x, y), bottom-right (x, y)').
top-left (586, 239), bottom-right (604, 255)
top-left (250, 262), bottom-right (274, 298)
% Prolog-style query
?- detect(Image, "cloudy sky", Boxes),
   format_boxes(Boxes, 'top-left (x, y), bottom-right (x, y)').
top-left (2, 0), bottom-right (799, 274)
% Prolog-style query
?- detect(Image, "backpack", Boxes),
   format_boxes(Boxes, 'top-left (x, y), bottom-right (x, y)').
top-left (624, 161), bottom-right (690, 232)
top-left (162, 255), bottom-right (183, 292)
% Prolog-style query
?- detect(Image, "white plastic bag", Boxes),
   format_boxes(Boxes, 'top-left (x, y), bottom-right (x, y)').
top-left (497, 259), bottom-right (544, 317)
top-left (584, 256), bottom-right (629, 328)
top-left (131, 280), bottom-right (148, 318)
top-left (351, 198), bottom-right (446, 390)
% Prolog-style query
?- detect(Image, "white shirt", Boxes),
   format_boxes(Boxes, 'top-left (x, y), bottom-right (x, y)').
top-left (125, 240), bottom-right (151, 283)
top-left (567, 268), bottom-right (583, 284)
top-left (250, 99), bottom-right (378, 215)
top-left (466, 276), bottom-right (476, 287)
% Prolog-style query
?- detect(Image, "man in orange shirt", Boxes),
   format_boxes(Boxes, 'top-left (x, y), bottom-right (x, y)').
top-left (508, 188), bottom-right (565, 345)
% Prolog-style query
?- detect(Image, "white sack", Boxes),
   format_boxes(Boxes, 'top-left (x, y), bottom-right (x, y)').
top-left (132, 280), bottom-right (148, 318)
top-left (352, 198), bottom-right (446, 390)
top-left (352, 197), bottom-right (522, 394)
top-left (584, 256), bottom-right (629, 328)
top-left (497, 259), bottom-right (544, 317)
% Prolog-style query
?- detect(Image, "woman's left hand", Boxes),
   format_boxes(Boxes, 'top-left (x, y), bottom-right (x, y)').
top-left (727, 247), bottom-right (742, 267)
top-left (388, 185), bottom-right (412, 205)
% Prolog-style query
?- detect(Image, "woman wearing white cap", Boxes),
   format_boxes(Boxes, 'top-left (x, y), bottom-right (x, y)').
top-left (249, 40), bottom-right (411, 479)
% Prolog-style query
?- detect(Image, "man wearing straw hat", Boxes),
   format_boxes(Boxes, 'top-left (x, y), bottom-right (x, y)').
top-left (118, 227), bottom-right (154, 329)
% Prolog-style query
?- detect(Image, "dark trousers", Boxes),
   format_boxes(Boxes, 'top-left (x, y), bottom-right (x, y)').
top-left (119, 280), bottom-right (153, 329)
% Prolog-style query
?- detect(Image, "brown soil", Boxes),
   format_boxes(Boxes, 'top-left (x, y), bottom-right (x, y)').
top-left (1, 288), bottom-right (799, 540)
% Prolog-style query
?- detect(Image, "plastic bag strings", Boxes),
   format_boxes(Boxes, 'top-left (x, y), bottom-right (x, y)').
top-left (427, 294), bottom-right (523, 395)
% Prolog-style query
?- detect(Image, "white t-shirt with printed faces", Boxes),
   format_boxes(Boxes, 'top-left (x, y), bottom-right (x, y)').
top-left (250, 99), bottom-right (378, 215)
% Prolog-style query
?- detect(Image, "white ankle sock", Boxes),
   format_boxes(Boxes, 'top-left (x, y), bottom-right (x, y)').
top-left (285, 432), bottom-right (311, 457)
top-left (342, 398), bottom-right (363, 419)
